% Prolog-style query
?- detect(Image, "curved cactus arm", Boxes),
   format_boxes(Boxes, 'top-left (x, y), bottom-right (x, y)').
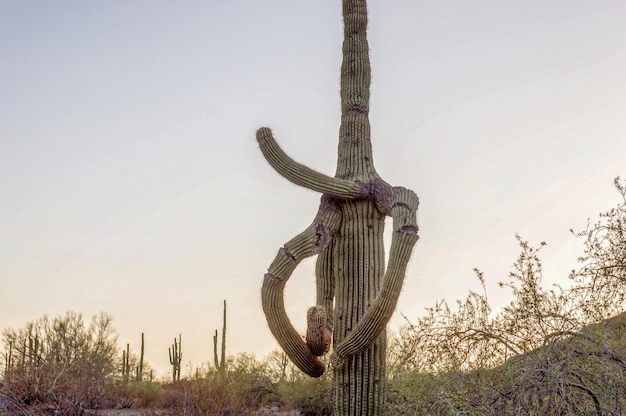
top-left (263, 276), bottom-right (326, 376)
top-left (332, 187), bottom-right (419, 365)
top-left (262, 197), bottom-right (342, 377)
top-left (256, 127), bottom-right (368, 199)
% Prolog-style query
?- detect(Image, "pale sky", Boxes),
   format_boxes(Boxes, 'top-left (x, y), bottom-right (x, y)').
top-left (1, 1), bottom-right (625, 377)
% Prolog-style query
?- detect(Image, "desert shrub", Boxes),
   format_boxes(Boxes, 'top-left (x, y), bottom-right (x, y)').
top-left (570, 176), bottom-right (626, 320)
top-left (390, 236), bottom-right (580, 376)
top-left (487, 314), bottom-right (626, 415)
top-left (385, 371), bottom-right (448, 415)
top-left (261, 349), bottom-right (332, 415)
top-left (274, 374), bottom-right (332, 416)
top-left (1, 311), bottom-right (118, 415)
top-left (388, 301), bottom-right (626, 415)
top-left (105, 379), bottom-right (163, 409)
top-left (153, 350), bottom-right (333, 415)
top-left (387, 179), bottom-right (626, 415)
top-left (157, 378), bottom-right (257, 415)
top-left (153, 353), bottom-right (276, 415)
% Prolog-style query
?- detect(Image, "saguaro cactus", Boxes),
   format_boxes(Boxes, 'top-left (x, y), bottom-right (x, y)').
top-left (122, 343), bottom-right (130, 384)
top-left (4, 340), bottom-right (13, 379)
top-left (257, 1), bottom-right (419, 415)
top-left (136, 333), bottom-right (144, 382)
top-left (168, 334), bottom-right (182, 382)
top-left (213, 300), bottom-right (227, 378)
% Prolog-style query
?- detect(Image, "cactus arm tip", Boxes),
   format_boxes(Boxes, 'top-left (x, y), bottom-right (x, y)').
top-left (306, 306), bottom-right (331, 356)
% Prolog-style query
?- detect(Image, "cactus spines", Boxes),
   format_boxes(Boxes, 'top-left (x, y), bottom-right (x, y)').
top-left (257, 1), bottom-right (419, 415)
top-left (168, 334), bottom-right (182, 382)
top-left (213, 300), bottom-right (227, 377)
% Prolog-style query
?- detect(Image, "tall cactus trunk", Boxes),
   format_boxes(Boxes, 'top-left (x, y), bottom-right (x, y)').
top-left (332, 201), bottom-right (387, 413)
top-left (336, 0), bottom-right (374, 181)
top-left (334, 2), bottom-right (386, 412)
top-left (213, 299), bottom-right (227, 378)
top-left (169, 334), bottom-right (182, 383)
top-left (136, 333), bottom-right (144, 382)
top-left (256, 1), bottom-right (419, 415)
top-left (122, 344), bottom-right (130, 384)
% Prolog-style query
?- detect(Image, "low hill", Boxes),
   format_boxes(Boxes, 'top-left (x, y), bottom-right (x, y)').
top-left (387, 312), bottom-right (626, 415)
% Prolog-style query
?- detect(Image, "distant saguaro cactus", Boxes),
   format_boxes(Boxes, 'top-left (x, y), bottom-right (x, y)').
top-left (213, 300), bottom-right (227, 378)
top-left (257, 1), bottom-right (419, 415)
top-left (168, 334), bottom-right (182, 382)
top-left (4, 340), bottom-right (13, 378)
top-left (122, 343), bottom-right (130, 384)
top-left (136, 333), bottom-right (144, 382)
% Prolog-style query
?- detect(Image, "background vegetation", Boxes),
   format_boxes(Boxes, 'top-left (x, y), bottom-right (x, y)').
top-left (1, 179), bottom-right (625, 415)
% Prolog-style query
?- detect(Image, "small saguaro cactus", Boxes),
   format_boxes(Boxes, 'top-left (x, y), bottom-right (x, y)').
top-left (136, 333), bottom-right (145, 382)
top-left (213, 300), bottom-right (227, 377)
top-left (122, 343), bottom-right (130, 384)
top-left (168, 334), bottom-right (182, 382)
top-left (256, 1), bottom-right (419, 415)
top-left (27, 335), bottom-right (39, 368)
top-left (4, 340), bottom-right (13, 379)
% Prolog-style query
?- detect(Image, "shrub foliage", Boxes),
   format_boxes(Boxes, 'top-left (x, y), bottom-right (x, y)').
top-left (1, 311), bottom-right (118, 415)
top-left (387, 178), bottom-right (626, 415)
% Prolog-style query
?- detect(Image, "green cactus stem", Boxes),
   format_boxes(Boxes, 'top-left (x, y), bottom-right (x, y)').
top-left (4, 340), bottom-right (13, 379)
top-left (122, 343), bottom-right (130, 384)
top-left (28, 335), bottom-right (38, 365)
top-left (136, 333), bottom-right (144, 382)
top-left (26, 334), bottom-right (41, 390)
top-left (257, 1), bottom-right (419, 415)
top-left (261, 196), bottom-right (342, 377)
top-left (168, 334), bottom-right (182, 382)
top-left (213, 300), bottom-right (227, 377)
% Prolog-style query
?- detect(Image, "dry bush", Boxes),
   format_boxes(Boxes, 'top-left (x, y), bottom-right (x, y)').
top-left (262, 350), bottom-right (332, 415)
top-left (388, 293), bottom-right (626, 415)
top-left (148, 353), bottom-right (276, 415)
top-left (1, 311), bottom-right (118, 415)
top-left (156, 379), bottom-right (255, 415)
top-left (390, 236), bottom-right (580, 376)
top-left (570, 176), bottom-right (626, 320)
top-left (104, 380), bottom-right (163, 409)
top-left (387, 179), bottom-right (626, 415)
top-left (108, 350), bottom-right (333, 415)
top-left (483, 312), bottom-right (626, 415)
